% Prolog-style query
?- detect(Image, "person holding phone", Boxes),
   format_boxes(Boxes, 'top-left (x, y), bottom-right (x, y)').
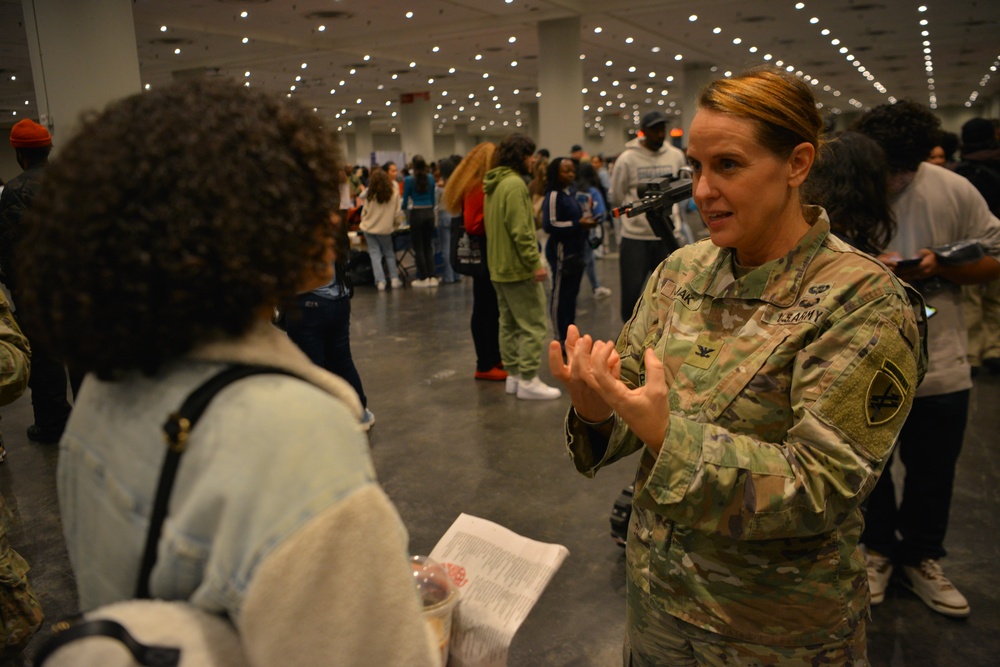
top-left (855, 101), bottom-right (1000, 618)
top-left (542, 156), bottom-right (595, 345)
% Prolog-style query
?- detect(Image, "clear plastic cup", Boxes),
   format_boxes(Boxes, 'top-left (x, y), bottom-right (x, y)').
top-left (411, 555), bottom-right (458, 666)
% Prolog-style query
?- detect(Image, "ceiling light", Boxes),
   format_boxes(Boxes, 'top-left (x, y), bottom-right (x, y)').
top-left (508, 36), bottom-right (517, 43)
top-left (405, 11), bottom-right (413, 18)
top-left (689, 15), bottom-right (698, 21)
top-left (240, 11), bottom-right (248, 18)
top-left (594, 27), bottom-right (602, 33)
top-left (318, 25), bottom-right (326, 32)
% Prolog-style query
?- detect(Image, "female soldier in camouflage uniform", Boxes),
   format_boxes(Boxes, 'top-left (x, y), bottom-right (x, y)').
top-left (549, 67), bottom-right (925, 665)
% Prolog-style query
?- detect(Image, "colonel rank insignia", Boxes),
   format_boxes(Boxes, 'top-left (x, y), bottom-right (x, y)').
top-left (866, 358), bottom-right (910, 425)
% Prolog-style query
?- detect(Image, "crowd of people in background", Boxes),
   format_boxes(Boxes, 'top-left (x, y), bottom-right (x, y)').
top-left (0, 65), bottom-right (999, 664)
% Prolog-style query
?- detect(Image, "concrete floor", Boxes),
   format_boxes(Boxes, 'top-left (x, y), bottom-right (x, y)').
top-left (1, 254), bottom-right (998, 666)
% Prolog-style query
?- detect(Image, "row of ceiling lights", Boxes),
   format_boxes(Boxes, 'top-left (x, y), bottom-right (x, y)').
top-left (148, 5), bottom-right (868, 125)
top-left (138, 2), bottom-right (994, 132)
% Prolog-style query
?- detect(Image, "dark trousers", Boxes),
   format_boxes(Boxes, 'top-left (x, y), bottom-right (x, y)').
top-left (546, 238), bottom-right (585, 345)
top-left (619, 237), bottom-right (675, 322)
top-left (286, 293), bottom-right (367, 409)
top-left (409, 208), bottom-right (436, 280)
top-left (12, 301), bottom-right (72, 434)
top-left (862, 390), bottom-right (970, 565)
top-left (471, 273), bottom-right (502, 372)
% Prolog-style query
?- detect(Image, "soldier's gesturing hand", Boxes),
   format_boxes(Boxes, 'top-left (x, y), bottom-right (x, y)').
top-left (549, 325), bottom-right (615, 424)
top-left (588, 343), bottom-right (669, 453)
top-left (549, 325), bottom-right (670, 452)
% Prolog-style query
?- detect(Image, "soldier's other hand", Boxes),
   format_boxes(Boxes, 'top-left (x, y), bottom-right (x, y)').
top-left (533, 266), bottom-right (548, 282)
top-left (588, 345), bottom-right (669, 453)
top-left (549, 325), bottom-right (614, 423)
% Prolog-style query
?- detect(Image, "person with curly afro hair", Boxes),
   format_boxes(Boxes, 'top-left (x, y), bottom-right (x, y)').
top-left (17, 79), bottom-right (439, 665)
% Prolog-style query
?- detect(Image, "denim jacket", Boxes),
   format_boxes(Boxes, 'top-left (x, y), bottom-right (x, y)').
top-left (59, 320), bottom-right (438, 665)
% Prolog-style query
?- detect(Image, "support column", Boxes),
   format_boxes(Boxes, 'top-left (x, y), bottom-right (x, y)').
top-left (680, 63), bottom-right (716, 148)
top-left (600, 114), bottom-right (627, 157)
top-left (453, 123), bottom-right (471, 155)
top-left (22, 0), bottom-right (141, 144)
top-left (523, 101), bottom-right (540, 147)
top-left (399, 92), bottom-right (434, 163)
top-left (537, 18), bottom-right (583, 155)
top-left (352, 117), bottom-right (373, 166)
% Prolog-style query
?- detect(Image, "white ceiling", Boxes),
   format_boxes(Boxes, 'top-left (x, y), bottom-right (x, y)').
top-left (2, 0), bottom-right (999, 139)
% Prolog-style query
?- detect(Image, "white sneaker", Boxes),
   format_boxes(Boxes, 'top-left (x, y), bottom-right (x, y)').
top-left (516, 376), bottom-right (561, 400)
top-left (865, 549), bottom-right (893, 606)
top-left (360, 409), bottom-right (375, 432)
top-left (505, 374), bottom-right (520, 395)
top-left (901, 559), bottom-right (970, 617)
top-left (429, 276), bottom-right (440, 286)
top-left (390, 278), bottom-right (403, 289)
top-left (376, 281), bottom-right (387, 292)
top-left (412, 278), bottom-right (432, 288)
top-left (593, 286), bottom-right (612, 299)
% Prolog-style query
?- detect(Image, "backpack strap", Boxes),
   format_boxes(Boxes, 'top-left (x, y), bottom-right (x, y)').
top-left (136, 364), bottom-right (301, 598)
top-left (33, 618), bottom-right (181, 667)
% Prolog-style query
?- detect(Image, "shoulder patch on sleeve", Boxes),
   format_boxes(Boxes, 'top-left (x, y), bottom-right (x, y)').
top-left (865, 359), bottom-right (910, 425)
top-left (813, 318), bottom-right (918, 462)
top-left (866, 359), bottom-right (909, 425)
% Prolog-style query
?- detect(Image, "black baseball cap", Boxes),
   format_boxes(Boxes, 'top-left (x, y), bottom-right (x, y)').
top-left (641, 110), bottom-right (669, 130)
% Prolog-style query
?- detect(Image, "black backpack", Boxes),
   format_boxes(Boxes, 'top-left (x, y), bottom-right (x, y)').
top-left (953, 159), bottom-right (1000, 215)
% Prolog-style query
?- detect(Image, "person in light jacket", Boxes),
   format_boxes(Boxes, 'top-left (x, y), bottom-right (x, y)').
top-left (18, 79), bottom-right (438, 667)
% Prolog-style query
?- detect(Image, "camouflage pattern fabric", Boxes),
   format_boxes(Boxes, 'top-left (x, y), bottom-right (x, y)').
top-left (623, 578), bottom-right (866, 666)
top-left (0, 290), bottom-right (30, 409)
top-left (566, 209), bottom-right (925, 648)
top-left (0, 497), bottom-right (44, 659)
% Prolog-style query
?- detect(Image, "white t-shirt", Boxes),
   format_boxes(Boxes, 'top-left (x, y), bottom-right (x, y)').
top-left (889, 162), bottom-right (1000, 396)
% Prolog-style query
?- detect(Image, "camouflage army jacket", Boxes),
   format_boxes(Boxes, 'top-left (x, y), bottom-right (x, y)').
top-left (0, 290), bottom-right (29, 408)
top-left (566, 210), bottom-right (925, 646)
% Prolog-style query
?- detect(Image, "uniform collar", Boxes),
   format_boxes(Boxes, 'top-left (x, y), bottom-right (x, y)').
top-left (688, 206), bottom-right (831, 307)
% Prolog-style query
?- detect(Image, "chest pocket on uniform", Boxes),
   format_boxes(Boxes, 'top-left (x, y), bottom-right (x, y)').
top-left (674, 329), bottom-right (796, 441)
